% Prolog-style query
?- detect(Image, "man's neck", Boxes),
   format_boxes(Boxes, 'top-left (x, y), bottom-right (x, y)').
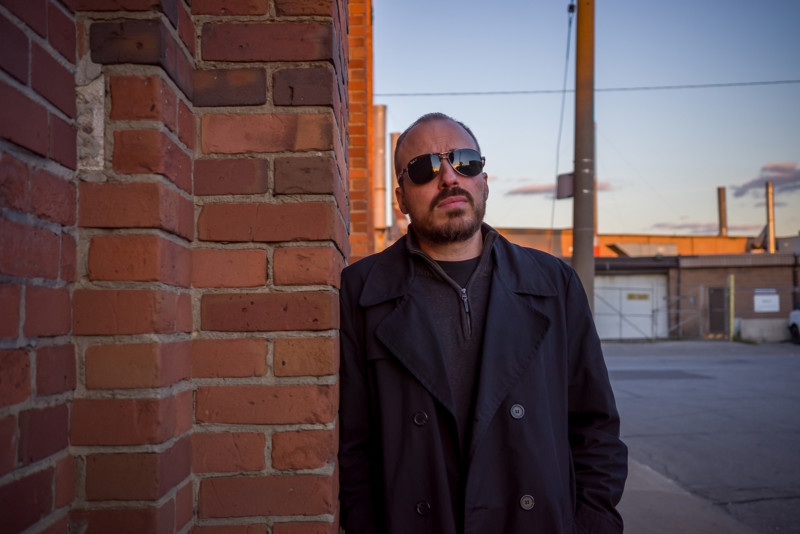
top-left (417, 231), bottom-right (483, 261)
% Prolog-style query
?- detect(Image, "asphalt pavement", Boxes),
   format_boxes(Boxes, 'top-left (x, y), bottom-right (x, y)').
top-left (604, 340), bottom-right (800, 534)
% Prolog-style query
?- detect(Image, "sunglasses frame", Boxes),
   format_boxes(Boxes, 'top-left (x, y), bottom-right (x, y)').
top-left (399, 148), bottom-right (486, 185)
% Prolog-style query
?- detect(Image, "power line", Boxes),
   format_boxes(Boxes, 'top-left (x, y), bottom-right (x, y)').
top-left (375, 79), bottom-right (800, 97)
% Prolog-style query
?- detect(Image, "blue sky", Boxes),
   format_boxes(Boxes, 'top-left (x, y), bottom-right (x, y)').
top-left (373, 0), bottom-right (800, 237)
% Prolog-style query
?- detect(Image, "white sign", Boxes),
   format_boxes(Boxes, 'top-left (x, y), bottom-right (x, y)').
top-left (753, 294), bottom-right (780, 313)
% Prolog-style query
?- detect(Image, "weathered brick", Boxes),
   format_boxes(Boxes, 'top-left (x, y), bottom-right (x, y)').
top-left (0, 80), bottom-right (49, 156)
top-left (0, 284), bottom-right (21, 338)
top-left (177, 99), bottom-right (195, 150)
top-left (30, 168), bottom-right (76, 225)
top-left (0, 153), bottom-right (30, 212)
top-left (48, 3), bottom-right (77, 63)
top-left (77, 0), bottom-right (162, 11)
top-left (60, 232), bottom-right (77, 282)
top-left (24, 285), bottom-right (71, 337)
top-left (192, 248), bottom-right (266, 288)
top-left (49, 112), bottom-right (77, 169)
top-left (273, 337), bottom-right (338, 377)
top-left (85, 341), bottom-right (190, 389)
top-left (71, 393), bottom-right (190, 445)
top-left (272, 429), bottom-right (335, 470)
top-left (176, 481), bottom-right (193, 530)
top-left (195, 158), bottom-right (268, 196)
top-left (201, 113), bottom-right (333, 154)
top-left (197, 202), bottom-right (337, 243)
top-left (0, 415), bottom-right (17, 476)
top-left (274, 156), bottom-right (334, 195)
top-left (192, 0), bottom-right (268, 15)
top-left (0, 468), bottom-right (53, 532)
top-left (70, 501), bottom-right (174, 534)
top-left (201, 291), bottom-right (337, 332)
top-left (275, 0), bottom-right (334, 16)
top-left (177, 1), bottom-right (195, 55)
top-left (110, 76), bottom-right (177, 130)
top-left (202, 22), bottom-right (333, 62)
top-left (191, 432), bottom-right (266, 473)
top-left (113, 130), bottom-right (191, 192)
top-left (18, 404), bottom-right (68, 465)
top-left (191, 338), bottom-right (267, 378)
top-left (272, 522), bottom-right (337, 534)
top-left (36, 344), bottom-right (76, 395)
top-left (79, 182), bottom-right (194, 240)
top-left (192, 526), bottom-right (266, 534)
top-left (89, 235), bottom-right (191, 287)
top-left (0, 15), bottom-right (29, 83)
top-left (273, 246), bottom-right (343, 287)
top-left (196, 384), bottom-right (337, 424)
top-left (273, 68), bottom-right (333, 106)
top-left (2, 0), bottom-right (47, 36)
top-left (31, 43), bottom-right (76, 117)
top-left (0, 218), bottom-right (61, 279)
top-left (73, 289), bottom-right (188, 335)
top-left (0, 349), bottom-right (30, 407)
top-left (54, 455), bottom-right (76, 507)
top-left (39, 514), bottom-right (70, 534)
top-left (198, 474), bottom-right (336, 518)
top-left (194, 68), bottom-right (266, 107)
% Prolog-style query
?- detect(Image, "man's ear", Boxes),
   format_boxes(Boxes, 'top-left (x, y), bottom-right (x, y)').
top-left (483, 172), bottom-right (489, 199)
top-left (395, 186), bottom-right (408, 214)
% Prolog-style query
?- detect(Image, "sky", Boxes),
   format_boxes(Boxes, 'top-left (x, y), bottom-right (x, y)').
top-left (372, 0), bottom-right (800, 237)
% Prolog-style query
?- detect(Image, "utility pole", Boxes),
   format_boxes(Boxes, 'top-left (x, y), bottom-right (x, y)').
top-left (573, 0), bottom-right (596, 310)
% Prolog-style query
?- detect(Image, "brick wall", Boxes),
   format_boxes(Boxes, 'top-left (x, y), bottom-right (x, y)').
top-left (0, 0), bottom-right (79, 532)
top-left (1, 0), bottom-right (350, 532)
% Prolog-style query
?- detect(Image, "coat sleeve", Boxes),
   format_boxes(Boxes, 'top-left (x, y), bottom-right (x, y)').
top-left (564, 268), bottom-right (628, 534)
top-left (338, 269), bottom-right (382, 534)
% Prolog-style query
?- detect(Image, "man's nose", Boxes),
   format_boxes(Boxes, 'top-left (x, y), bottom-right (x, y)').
top-left (438, 158), bottom-right (460, 188)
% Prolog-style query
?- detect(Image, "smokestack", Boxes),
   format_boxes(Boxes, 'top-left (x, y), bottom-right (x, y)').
top-left (373, 105), bottom-right (387, 231)
top-left (717, 187), bottom-right (728, 237)
top-left (766, 181), bottom-right (775, 253)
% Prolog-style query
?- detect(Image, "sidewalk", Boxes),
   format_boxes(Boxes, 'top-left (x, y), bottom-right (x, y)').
top-left (619, 459), bottom-right (759, 534)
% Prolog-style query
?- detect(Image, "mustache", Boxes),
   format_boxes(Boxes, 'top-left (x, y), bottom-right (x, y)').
top-left (429, 187), bottom-right (474, 210)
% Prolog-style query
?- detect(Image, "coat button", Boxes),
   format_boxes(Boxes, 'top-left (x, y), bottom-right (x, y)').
top-left (412, 411), bottom-right (428, 426)
top-left (519, 494), bottom-right (535, 510)
top-left (510, 403), bottom-right (525, 419)
top-left (416, 501), bottom-right (431, 516)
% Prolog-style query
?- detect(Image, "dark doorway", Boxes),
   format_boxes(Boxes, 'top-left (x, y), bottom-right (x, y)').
top-left (708, 287), bottom-right (728, 334)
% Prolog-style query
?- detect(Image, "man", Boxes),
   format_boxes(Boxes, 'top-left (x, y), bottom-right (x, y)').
top-left (338, 113), bottom-right (627, 534)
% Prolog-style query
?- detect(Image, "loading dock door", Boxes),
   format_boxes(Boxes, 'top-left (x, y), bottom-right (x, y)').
top-left (595, 274), bottom-right (668, 340)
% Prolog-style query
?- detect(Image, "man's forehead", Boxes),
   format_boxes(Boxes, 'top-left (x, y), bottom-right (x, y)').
top-left (404, 120), bottom-right (475, 150)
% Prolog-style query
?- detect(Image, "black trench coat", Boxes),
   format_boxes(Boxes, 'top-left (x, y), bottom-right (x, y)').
top-left (339, 229), bottom-right (627, 534)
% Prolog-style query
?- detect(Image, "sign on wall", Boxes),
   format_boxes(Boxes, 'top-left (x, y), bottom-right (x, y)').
top-left (754, 289), bottom-right (780, 313)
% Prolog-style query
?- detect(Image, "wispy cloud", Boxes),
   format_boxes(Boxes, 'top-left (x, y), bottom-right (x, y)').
top-left (732, 162), bottom-right (800, 198)
top-left (650, 222), bottom-right (763, 235)
top-left (505, 181), bottom-right (612, 196)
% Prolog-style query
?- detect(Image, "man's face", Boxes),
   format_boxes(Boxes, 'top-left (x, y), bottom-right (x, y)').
top-left (395, 119), bottom-right (489, 246)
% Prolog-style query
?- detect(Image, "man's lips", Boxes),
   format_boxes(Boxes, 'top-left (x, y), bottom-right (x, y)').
top-left (436, 195), bottom-right (469, 209)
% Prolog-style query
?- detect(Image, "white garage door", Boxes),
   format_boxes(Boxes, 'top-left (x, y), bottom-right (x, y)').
top-left (594, 274), bottom-right (668, 340)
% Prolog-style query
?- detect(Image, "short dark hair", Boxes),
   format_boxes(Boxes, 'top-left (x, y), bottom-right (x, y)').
top-left (393, 113), bottom-right (481, 186)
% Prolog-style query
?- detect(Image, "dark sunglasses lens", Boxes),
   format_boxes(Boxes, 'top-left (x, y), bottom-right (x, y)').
top-left (407, 154), bottom-right (439, 185)
top-left (450, 149), bottom-right (484, 177)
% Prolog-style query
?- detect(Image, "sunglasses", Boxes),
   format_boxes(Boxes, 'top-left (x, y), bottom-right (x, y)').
top-left (399, 148), bottom-right (485, 185)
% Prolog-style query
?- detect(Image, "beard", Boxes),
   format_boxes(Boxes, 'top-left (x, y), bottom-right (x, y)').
top-left (404, 186), bottom-right (486, 245)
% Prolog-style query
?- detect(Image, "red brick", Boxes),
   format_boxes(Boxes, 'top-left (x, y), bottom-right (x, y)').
top-left (0, 468), bottom-right (53, 532)
top-left (73, 289), bottom-right (188, 335)
top-left (86, 437), bottom-right (190, 500)
top-left (191, 432), bottom-right (266, 473)
top-left (0, 153), bottom-right (30, 211)
top-left (49, 112), bottom-right (77, 169)
top-left (196, 384), bottom-right (336, 424)
top-left (197, 202), bottom-right (338, 243)
top-left (201, 113), bottom-right (333, 154)
top-left (0, 415), bottom-right (17, 476)
top-left (85, 341), bottom-right (190, 389)
top-left (192, 0), bottom-right (268, 15)
top-left (272, 429), bottom-right (335, 470)
top-left (177, 1), bottom-right (195, 55)
top-left (193, 526), bottom-right (266, 534)
top-left (110, 76), bottom-right (177, 130)
top-left (0, 284), bottom-right (21, 338)
top-left (274, 246), bottom-right (343, 287)
top-left (275, 0), bottom-right (333, 16)
top-left (0, 15), bottom-right (29, 83)
top-left (89, 235), bottom-right (191, 287)
top-left (2, 0), bottom-right (46, 36)
top-left (48, 3), bottom-right (77, 63)
top-left (195, 158), bottom-right (267, 196)
top-left (177, 291), bottom-right (193, 332)
top-left (273, 68), bottom-right (333, 106)
top-left (30, 168), bottom-right (76, 225)
top-left (190, 338), bottom-right (267, 378)
top-left (36, 344), bottom-right (76, 395)
top-left (71, 502), bottom-right (174, 534)
top-left (201, 291), bottom-right (337, 332)
top-left (71, 395), bottom-right (186, 445)
top-left (40, 514), bottom-right (70, 534)
top-left (113, 130), bottom-right (191, 192)
top-left (55, 455), bottom-right (76, 507)
top-left (202, 22), bottom-right (332, 62)
top-left (194, 68), bottom-right (266, 107)
top-left (31, 43), bottom-right (76, 117)
top-left (60, 232), bottom-right (77, 282)
top-left (79, 182), bottom-right (194, 240)
top-left (0, 349), bottom-right (30, 407)
top-left (19, 404), bottom-right (68, 465)
top-left (0, 80), bottom-right (49, 155)
top-left (273, 523), bottom-right (337, 534)
top-left (24, 285), bottom-right (71, 337)
top-left (192, 248), bottom-right (266, 288)
top-left (0, 218), bottom-right (62, 279)
top-left (198, 474), bottom-right (335, 518)
top-left (273, 337), bottom-right (337, 377)
top-left (77, 0), bottom-right (161, 11)
top-left (177, 99), bottom-right (195, 150)
top-left (274, 156), bottom-right (334, 195)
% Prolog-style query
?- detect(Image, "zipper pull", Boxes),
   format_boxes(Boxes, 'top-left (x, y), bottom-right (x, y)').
top-left (461, 288), bottom-right (470, 313)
